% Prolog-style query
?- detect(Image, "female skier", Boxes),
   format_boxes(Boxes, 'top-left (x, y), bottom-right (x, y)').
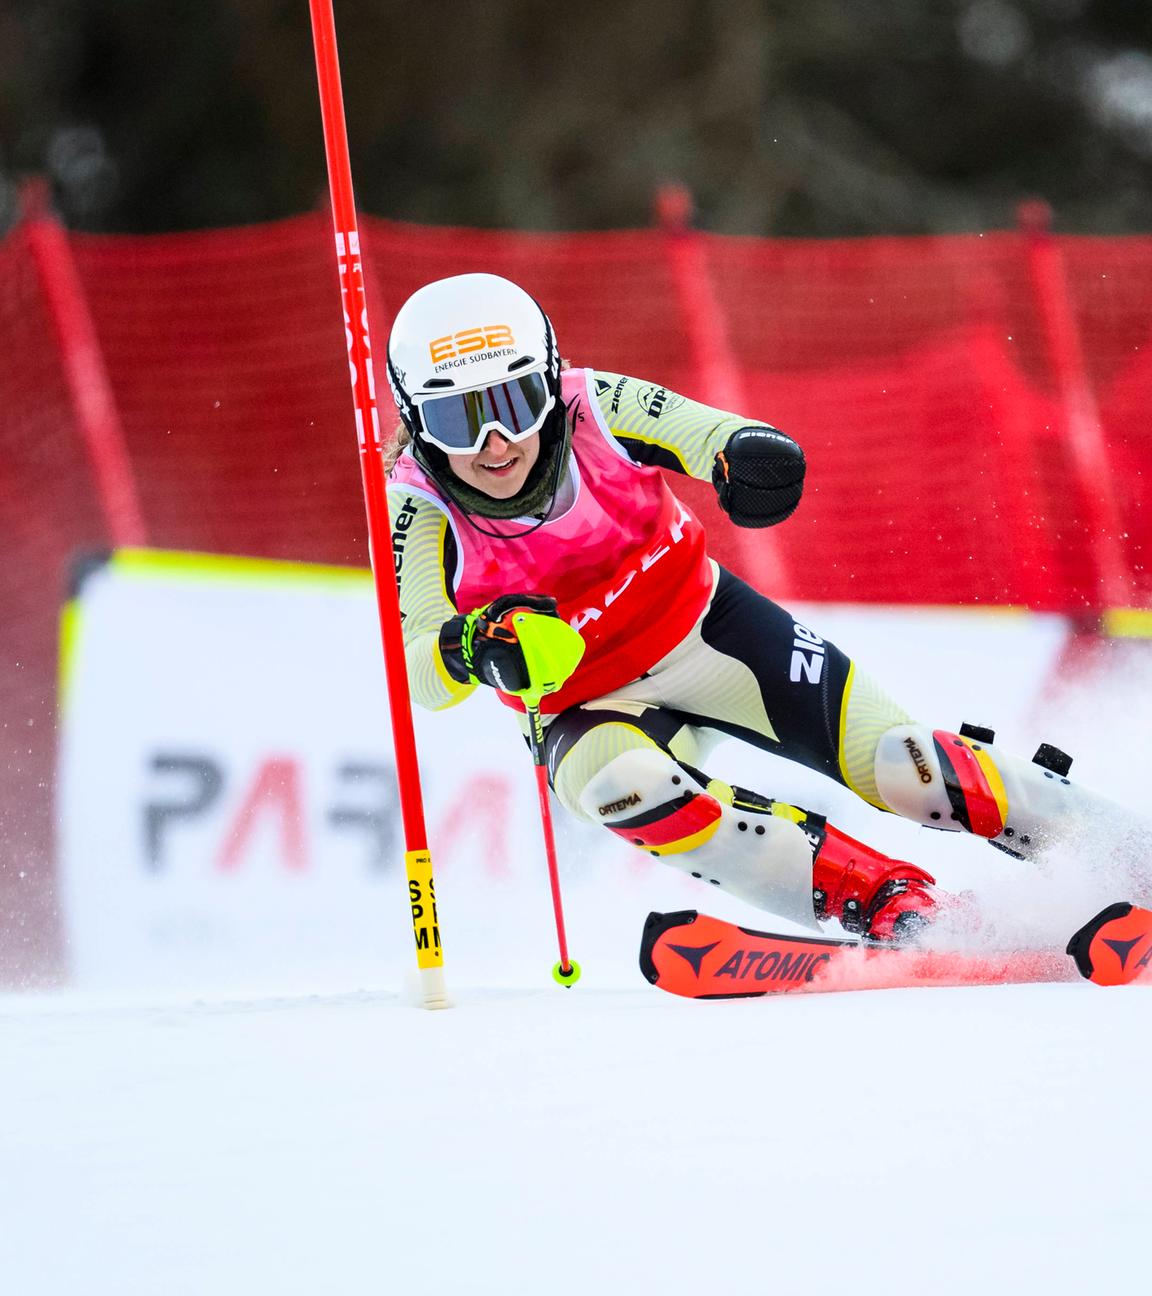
top-left (385, 272), bottom-right (1102, 942)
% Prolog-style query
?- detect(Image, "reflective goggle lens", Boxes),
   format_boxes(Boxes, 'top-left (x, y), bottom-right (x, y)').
top-left (418, 374), bottom-right (552, 454)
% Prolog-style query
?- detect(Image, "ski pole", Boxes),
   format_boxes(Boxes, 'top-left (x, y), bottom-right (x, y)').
top-left (524, 699), bottom-right (580, 986)
top-left (511, 612), bottom-right (585, 987)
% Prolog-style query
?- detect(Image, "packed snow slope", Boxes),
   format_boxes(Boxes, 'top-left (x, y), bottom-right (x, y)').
top-left (2, 979), bottom-right (1148, 1295)
top-left (7, 621), bottom-right (1152, 1294)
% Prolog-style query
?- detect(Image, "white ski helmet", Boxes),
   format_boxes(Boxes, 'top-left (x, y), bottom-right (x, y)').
top-left (386, 272), bottom-right (561, 456)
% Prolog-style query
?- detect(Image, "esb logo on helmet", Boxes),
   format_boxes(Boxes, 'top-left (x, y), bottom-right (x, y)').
top-left (429, 325), bottom-right (515, 364)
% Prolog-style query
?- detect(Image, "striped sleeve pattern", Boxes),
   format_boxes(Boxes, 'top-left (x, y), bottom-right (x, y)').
top-left (838, 663), bottom-right (915, 810)
top-left (591, 372), bottom-right (757, 480)
top-left (387, 483), bottom-right (476, 712)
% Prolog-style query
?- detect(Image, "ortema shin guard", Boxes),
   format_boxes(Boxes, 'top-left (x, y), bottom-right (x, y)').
top-left (874, 723), bottom-right (1108, 857)
top-left (578, 747), bottom-right (819, 927)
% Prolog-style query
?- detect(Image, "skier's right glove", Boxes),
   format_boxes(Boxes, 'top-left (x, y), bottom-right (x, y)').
top-left (439, 594), bottom-right (583, 696)
top-left (712, 426), bottom-right (806, 528)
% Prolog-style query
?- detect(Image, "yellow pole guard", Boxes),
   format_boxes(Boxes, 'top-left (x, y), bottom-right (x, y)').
top-left (405, 849), bottom-right (443, 969)
top-left (510, 613), bottom-right (586, 708)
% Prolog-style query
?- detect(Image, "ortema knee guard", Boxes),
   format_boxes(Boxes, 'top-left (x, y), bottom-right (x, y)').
top-left (577, 747), bottom-right (819, 927)
top-left (875, 723), bottom-right (1106, 857)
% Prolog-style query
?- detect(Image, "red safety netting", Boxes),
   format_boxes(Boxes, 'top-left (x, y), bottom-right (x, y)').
top-left (0, 227), bottom-right (104, 981)
top-left (358, 217), bottom-right (1152, 611)
top-left (2, 208), bottom-right (1152, 980)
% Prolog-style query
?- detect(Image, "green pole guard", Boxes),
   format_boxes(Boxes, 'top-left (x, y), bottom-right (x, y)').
top-left (510, 613), bottom-right (585, 710)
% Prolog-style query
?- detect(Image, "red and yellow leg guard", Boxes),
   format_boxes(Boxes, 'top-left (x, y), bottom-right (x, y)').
top-left (931, 730), bottom-right (1009, 838)
top-left (874, 722), bottom-right (1115, 860)
top-left (576, 747), bottom-right (819, 925)
top-left (875, 723), bottom-right (1036, 848)
top-left (606, 788), bottom-right (723, 856)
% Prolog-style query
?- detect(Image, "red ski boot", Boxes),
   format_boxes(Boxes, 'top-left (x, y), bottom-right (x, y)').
top-left (811, 823), bottom-right (938, 943)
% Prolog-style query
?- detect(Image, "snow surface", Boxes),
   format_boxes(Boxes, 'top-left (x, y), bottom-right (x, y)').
top-left (2, 979), bottom-right (1148, 1295)
top-left (5, 629), bottom-right (1152, 1294)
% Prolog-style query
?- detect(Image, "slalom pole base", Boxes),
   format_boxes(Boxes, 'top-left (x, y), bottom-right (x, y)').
top-left (414, 965), bottom-right (452, 1010)
top-left (552, 959), bottom-right (582, 988)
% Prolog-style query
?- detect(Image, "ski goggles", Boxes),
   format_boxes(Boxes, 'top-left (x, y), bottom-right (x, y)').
top-left (415, 373), bottom-right (554, 455)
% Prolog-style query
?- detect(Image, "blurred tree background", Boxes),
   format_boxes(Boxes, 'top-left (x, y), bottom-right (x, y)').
top-left (1, 0), bottom-right (1150, 237)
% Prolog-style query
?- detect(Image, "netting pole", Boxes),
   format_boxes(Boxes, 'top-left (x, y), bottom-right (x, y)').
top-left (20, 180), bottom-right (146, 549)
top-left (961, 264), bottom-right (1055, 607)
top-left (308, 0), bottom-right (448, 1008)
top-left (1018, 200), bottom-right (1129, 621)
top-left (655, 183), bottom-right (793, 601)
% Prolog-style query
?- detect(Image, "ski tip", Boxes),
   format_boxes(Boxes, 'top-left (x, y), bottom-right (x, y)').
top-left (1066, 902), bottom-right (1152, 986)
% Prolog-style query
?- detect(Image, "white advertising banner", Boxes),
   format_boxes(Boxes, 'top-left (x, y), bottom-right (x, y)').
top-left (57, 550), bottom-right (1080, 991)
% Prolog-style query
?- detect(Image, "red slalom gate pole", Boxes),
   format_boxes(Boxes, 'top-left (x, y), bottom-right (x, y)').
top-left (308, 0), bottom-right (447, 1008)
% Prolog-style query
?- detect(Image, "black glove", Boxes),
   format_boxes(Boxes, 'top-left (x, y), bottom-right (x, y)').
top-left (712, 427), bottom-right (806, 528)
top-left (439, 593), bottom-right (560, 691)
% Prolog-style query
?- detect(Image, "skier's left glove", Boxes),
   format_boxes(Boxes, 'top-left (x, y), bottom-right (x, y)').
top-left (438, 594), bottom-right (584, 698)
top-left (712, 426), bottom-right (806, 528)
